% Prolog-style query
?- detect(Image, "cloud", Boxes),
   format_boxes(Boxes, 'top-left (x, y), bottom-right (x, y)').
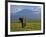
top-left (11, 5), bottom-right (41, 14)
top-left (15, 8), bottom-right (23, 13)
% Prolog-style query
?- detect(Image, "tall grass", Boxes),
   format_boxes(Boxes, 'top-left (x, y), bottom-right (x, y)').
top-left (10, 20), bottom-right (41, 32)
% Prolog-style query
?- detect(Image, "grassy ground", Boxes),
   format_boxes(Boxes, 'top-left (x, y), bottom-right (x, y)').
top-left (10, 21), bottom-right (41, 32)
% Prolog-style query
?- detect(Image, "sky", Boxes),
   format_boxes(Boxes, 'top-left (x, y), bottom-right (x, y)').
top-left (10, 5), bottom-right (41, 14)
top-left (10, 5), bottom-right (41, 20)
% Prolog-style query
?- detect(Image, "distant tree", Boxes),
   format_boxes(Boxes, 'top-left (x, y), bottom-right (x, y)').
top-left (19, 17), bottom-right (26, 28)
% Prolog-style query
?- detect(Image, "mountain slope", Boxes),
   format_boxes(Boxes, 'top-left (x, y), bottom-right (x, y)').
top-left (11, 9), bottom-right (41, 20)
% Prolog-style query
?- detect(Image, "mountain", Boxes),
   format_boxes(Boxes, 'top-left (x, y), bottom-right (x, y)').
top-left (11, 9), bottom-right (41, 20)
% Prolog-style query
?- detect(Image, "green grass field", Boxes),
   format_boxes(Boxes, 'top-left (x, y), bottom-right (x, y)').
top-left (10, 20), bottom-right (41, 32)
